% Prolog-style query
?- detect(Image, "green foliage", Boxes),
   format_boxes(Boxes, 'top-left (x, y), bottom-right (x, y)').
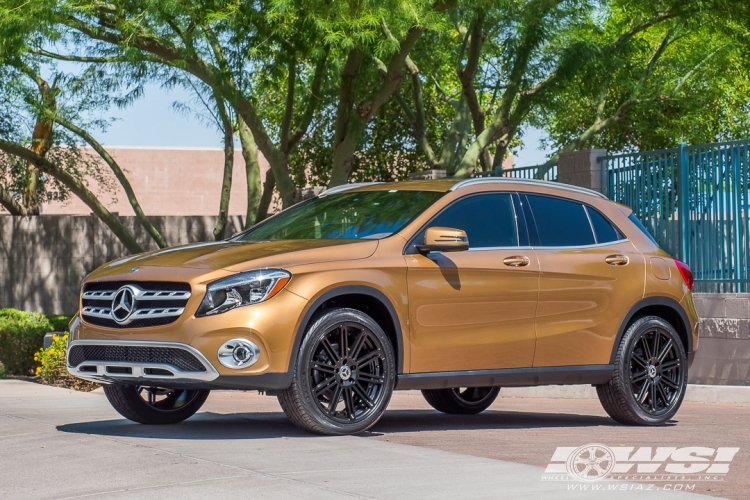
top-left (0, 308), bottom-right (52, 375)
top-left (45, 313), bottom-right (74, 332)
top-left (532, 2), bottom-right (750, 153)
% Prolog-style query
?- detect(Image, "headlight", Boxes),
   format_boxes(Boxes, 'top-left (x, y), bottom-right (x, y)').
top-left (196, 269), bottom-right (291, 317)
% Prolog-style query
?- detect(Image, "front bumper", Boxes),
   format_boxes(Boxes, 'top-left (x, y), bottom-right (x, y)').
top-left (68, 288), bottom-right (309, 388)
top-left (67, 339), bottom-right (220, 385)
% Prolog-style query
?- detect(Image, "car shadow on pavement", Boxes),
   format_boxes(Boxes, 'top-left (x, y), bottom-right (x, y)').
top-left (56, 411), bottom-right (312, 440)
top-left (57, 407), bottom-right (629, 440)
top-left (365, 408), bottom-right (621, 435)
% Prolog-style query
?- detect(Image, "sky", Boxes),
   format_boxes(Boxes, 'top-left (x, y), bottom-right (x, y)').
top-left (97, 83), bottom-right (554, 167)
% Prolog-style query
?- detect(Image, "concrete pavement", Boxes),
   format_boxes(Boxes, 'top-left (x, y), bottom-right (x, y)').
top-left (0, 380), bottom-right (740, 499)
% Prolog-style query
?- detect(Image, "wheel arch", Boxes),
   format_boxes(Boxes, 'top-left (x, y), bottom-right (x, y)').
top-left (289, 286), bottom-right (404, 375)
top-left (610, 296), bottom-right (693, 364)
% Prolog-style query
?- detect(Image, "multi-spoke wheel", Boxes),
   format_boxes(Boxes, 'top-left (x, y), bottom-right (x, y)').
top-left (596, 316), bottom-right (687, 425)
top-left (103, 384), bottom-right (210, 424)
top-left (278, 308), bottom-right (396, 435)
top-left (422, 386), bottom-right (500, 415)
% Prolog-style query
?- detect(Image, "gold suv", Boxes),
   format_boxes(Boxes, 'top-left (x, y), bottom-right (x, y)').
top-left (68, 178), bottom-right (698, 435)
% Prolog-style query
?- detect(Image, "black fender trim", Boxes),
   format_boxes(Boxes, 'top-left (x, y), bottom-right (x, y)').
top-left (396, 365), bottom-right (614, 391)
top-left (610, 296), bottom-right (693, 364)
top-left (287, 285), bottom-right (405, 375)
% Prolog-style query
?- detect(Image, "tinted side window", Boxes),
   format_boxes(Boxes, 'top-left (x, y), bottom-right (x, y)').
top-left (586, 206), bottom-right (622, 243)
top-left (526, 194), bottom-right (595, 247)
top-left (427, 193), bottom-right (518, 248)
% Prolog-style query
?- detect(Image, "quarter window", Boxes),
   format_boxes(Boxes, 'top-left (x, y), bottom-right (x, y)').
top-left (425, 193), bottom-right (518, 248)
top-left (585, 206), bottom-right (622, 244)
top-left (525, 194), bottom-right (595, 247)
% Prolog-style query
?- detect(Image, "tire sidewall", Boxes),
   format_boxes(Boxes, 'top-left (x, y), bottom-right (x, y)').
top-left (449, 387), bottom-right (501, 412)
top-left (616, 317), bottom-right (688, 425)
top-left (294, 308), bottom-right (396, 434)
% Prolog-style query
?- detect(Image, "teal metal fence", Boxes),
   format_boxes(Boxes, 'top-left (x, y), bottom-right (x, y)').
top-left (476, 163), bottom-right (558, 181)
top-left (599, 140), bottom-right (750, 293)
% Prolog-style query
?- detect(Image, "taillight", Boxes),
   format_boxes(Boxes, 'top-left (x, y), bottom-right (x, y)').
top-left (674, 259), bottom-right (694, 291)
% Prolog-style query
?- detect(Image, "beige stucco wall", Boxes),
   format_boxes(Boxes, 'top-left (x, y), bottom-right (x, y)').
top-left (40, 147), bottom-right (271, 216)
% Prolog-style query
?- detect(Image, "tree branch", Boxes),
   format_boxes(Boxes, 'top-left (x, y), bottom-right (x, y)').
top-left (287, 47), bottom-right (329, 153)
top-left (0, 139), bottom-right (143, 253)
top-left (54, 115), bottom-right (168, 248)
top-left (280, 59), bottom-right (296, 153)
top-left (360, 24), bottom-right (424, 121)
top-left (0, 184), bottom-right (26, 216)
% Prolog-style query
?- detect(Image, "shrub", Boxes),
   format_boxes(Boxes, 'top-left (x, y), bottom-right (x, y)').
top-left (0, 309), bottom-right (52, 375)
top-left (45, 314), bottom-right (75, 332)
top-left (35, 333), bottom-right (99, 391)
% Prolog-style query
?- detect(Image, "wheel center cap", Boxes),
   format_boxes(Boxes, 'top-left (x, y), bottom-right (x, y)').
top-left (648, 365), bottom-right (657, 378)
top-left (338, 365), bottom-right (352, 381)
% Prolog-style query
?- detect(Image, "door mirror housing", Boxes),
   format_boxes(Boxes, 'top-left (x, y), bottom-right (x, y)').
top-left (416, 227), bottom-right (469, 254)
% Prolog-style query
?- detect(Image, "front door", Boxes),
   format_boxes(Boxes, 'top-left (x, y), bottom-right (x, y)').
top-left (406, 192), bottom-right (539, 373)
top-left (521, 194), bottom-right (646, 367)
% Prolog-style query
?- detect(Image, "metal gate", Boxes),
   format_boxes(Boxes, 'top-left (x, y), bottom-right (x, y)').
top-left (600, 141), bottom-right (750, 292)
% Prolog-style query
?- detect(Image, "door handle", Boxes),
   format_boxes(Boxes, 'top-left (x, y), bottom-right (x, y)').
top-left (605, 254), bottom-right (629, 266)
top-left (503, 256), bottom-right (530, 267)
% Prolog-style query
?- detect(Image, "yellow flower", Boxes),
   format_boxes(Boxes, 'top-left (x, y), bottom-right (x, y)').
top-left (63, 334), bottom-right (69, 340)
top-left (48, 348), bottom-right (55, 356)
top-left (52, 334), bottom-right (59, 342)
top-left (35, 367), bottom-right (41, 376)
top-left (34, 354), bottom-right (38, 361)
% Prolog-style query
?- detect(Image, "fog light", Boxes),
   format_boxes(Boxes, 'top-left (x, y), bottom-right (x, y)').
top-left (217, 339), bottom-right (260, 369)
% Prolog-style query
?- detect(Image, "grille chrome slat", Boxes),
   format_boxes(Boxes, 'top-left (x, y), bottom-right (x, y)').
top-left (81, 281), bottom-right (191, 328)
top-left (81, 306), bottom-right (113, 319)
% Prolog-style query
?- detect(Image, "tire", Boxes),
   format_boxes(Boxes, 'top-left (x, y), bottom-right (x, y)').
top-left (596, 316), bottom-right (687, 425)
top-left (422, 387), bottom-right (500, 415)
top-left (278, 308), bottom-right (396, 435)
top-left (103, 384), bottom-right (210, 425)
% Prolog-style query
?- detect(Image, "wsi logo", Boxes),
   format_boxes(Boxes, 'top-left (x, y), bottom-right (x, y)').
top-left (543, 444), bottom-right (739, 482)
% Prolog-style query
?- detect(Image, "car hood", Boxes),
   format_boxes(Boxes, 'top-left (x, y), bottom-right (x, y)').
top-left (89, 239), bottom-right (378, 280)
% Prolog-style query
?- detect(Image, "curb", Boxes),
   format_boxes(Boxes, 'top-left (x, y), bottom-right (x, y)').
top-left (498, 384), bottom-right (750, 404)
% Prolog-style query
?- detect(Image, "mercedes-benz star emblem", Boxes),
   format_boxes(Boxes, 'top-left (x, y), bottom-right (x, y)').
top-left (111, 286), bottom-right (136, 324)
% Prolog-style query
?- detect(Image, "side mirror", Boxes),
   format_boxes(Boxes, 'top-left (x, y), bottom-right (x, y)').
top-left (416, 227), bottom-right (469, 254)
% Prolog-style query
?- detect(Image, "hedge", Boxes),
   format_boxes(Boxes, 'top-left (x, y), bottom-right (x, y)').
top-left (0, 309), bottom-right (54, 375)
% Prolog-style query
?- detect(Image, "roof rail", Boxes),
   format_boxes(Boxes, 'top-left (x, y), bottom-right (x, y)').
top-left (319, 182), bottom-right (385, 197)
top-left (449, 177), bottom-right (607, 199)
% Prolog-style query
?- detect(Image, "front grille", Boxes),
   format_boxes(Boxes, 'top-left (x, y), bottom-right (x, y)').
top-left (68, 345), bottom-right (206, 372)
top-left (81, 281), bottom-right (191, 328)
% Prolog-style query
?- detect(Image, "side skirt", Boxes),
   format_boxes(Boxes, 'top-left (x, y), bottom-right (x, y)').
top-left (395, 365), bottom-right (614, 391)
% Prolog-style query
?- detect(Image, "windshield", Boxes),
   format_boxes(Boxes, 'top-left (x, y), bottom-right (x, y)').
top-left (236, 190), bottom-right (444, 241)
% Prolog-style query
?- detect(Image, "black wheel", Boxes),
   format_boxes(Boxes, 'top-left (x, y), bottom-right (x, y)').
top-left (596, 316), bottom-right (687, 425)
top-left (103, 384), bottom-right (210, 425)
top-left (422, 386), bottom-right (500, 415)
top-left (278, 308), bottom-right (396, 435)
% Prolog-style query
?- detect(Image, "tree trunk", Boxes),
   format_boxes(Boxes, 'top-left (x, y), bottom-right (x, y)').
top-left (55, 117), bottom-right (168, 248)
top-left (256, 168), bottom-right (275, 223)
top-left (213, 96), bottom-right (234, 241)
top-left (238, 118), bottom-right (262, 229)
top-left (23, 115), bottom-right (54, 215)
top-left (0, 139), bottom-right (143, 253)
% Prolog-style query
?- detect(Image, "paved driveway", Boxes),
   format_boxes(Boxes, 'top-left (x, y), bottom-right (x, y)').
top-left (0, 380), bottom-right (745, 499)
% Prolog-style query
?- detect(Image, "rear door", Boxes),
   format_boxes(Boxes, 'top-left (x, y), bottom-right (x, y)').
top-left (405, 192), bottom-right (539, 372)
top-left (522, 193), bottom-right (646, 367)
